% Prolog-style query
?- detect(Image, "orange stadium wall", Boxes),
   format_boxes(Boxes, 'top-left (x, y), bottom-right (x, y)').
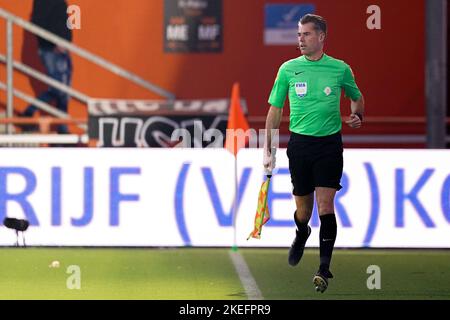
top-left (0, 0), bottom-right (425, 139)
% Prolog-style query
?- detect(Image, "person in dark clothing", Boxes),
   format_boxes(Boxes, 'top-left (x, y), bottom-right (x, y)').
top-left (23, 0), bottom-right (72, 134)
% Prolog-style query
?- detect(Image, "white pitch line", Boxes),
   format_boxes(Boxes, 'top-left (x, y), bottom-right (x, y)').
top-left (229, 251), bottom-right (264, 300)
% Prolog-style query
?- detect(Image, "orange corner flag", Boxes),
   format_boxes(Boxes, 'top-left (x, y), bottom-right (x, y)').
top-left (224, 82), bottom-right (250, 156)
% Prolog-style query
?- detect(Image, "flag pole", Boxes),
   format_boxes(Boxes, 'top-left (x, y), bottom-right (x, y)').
top-left (225, 82), bottom-right (249, 252)
top-left (232, 153), bottom-right (238, 252)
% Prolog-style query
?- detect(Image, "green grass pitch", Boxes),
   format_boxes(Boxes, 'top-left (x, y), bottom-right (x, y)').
top-left (0, 248), bottom-right (449, 300)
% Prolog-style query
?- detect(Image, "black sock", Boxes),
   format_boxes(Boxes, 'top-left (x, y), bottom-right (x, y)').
top-left (319, 213), bottom-right (337, 269)
top-left (294, 211), bottom-right (309, 242)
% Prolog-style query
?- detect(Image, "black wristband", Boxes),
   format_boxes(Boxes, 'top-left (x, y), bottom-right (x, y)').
top-left (355, 112), bottom-right (363, 121)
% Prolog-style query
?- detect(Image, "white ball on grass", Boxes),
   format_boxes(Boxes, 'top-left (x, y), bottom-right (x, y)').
top-left (49, 260), bottom-right (60, 268)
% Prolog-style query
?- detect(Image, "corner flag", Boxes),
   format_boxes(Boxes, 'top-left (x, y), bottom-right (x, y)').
top-left (224, 82), bottom-right (250, 156)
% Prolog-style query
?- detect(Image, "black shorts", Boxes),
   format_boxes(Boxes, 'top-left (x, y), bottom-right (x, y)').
top-left (287, 131), bottom-right (343, 196)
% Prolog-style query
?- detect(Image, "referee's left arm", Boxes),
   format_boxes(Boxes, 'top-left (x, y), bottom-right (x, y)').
top-left (351, 95), bottom-right (365, 122)
top-left (345, 95), bottom-right (364, 128)
top-left (342, 63), bottom-right (364, 126)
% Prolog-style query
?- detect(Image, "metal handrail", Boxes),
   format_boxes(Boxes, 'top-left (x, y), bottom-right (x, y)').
top-left (0, 134), bottom-right (89, 145)
top-left (0, 54), bottom-right (89, 104)
top-left (0, 81), bottom-right (87, 130)
top-left (0, 7), bottom-right (175, 141)
top-left (0, 116), bottom-right (86, 125)
top-left (5, 19), bottom-right (13, 134)
top-left (0, 8), bottom-right (175, 100)
top-left (0, 80), bottom-right (68, 118)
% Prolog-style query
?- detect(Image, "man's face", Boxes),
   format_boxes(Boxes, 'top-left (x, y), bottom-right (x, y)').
top-left (298, 22), bottom-right (325, 56)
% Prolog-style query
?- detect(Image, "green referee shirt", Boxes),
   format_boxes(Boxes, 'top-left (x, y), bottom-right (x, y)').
top-left (268, 53), bottom-right (362, 137)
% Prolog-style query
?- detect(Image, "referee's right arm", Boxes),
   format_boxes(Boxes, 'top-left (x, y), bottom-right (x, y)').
top-left (264, 106), bottom-right (282, 161)
top-left (265, 63), bottom-right (287, 169)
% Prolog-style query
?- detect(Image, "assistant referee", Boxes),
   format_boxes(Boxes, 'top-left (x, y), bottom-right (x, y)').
top-left (263, 14), bottom-right (365, 293)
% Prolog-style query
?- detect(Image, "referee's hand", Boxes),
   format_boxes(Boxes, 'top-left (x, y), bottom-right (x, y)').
top-left (263, 148), bottom-right (276, 175)
top-left (345, 113), bottom-right (362, 128)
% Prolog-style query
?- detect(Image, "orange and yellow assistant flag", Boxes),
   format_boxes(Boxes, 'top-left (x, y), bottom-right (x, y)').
top-left (247, 176), bottom-right (271, 240)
